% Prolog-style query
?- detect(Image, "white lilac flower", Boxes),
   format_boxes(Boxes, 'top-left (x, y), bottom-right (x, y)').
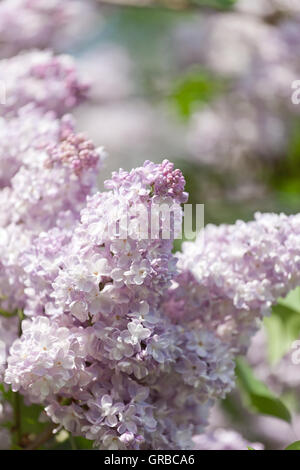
top-left (5, 316), bottom-right (92, 402)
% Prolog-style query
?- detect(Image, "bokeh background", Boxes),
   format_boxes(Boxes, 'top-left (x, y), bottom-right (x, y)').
top-left (69, 0), bottom-right (300, 226)
top-left (2, 0), bottom-right (300, 450)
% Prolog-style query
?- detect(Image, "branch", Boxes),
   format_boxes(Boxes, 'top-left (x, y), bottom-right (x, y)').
top-left (13, 392), bottom-right (22, 447)
top-left (25, 424), bottom-right (56, 450)
top-left (69, 434), bottom-right (78, 450)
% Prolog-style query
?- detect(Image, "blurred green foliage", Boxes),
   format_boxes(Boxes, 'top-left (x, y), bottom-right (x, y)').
top-left (235, 357), bottom-right (291, 423)
top-left (0, 385), bottom-right (48, 448)
top-left (269, 120), bottom-right (300, 197)
top-left (261, 288), bottom-right (300, 364)
top-left (226, 289), bottom-right (300, 448)
top-left (285, 441), bottom-right (300, 450)
top-left (170, 68), bottom-right (224, 119)
top-left (192, 0), bottom-right (237, 8)
top-left (0, 383), bottom-right (95, 449)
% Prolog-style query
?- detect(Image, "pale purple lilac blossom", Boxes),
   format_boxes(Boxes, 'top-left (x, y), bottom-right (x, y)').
top-left (163, 213), bottom-right (300, 353)
top-left (0, 50), bottom-right (89, 117)
top-left (4, 159), bottom-right (237, 449)
top-left (0, 104), bottom-right (104, 314)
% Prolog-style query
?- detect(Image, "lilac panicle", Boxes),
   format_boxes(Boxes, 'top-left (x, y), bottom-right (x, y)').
top-left (5, 149), bottom-right (300, 448)
top-left (0, 105), bottom-right (104, 314)
top-left (163, 212), bottom-right (300, 353)
top-left (5, 159), bottom-right (236, 449)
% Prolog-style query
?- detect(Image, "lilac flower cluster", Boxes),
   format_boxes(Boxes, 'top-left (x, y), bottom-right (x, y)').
top-left (1, 59), bottom-right (299, 449)
top-left (0, 50), bottom-right (89, 117)
top-left (0, 85), bottom-right (104, 314)
top-left (4, 136), bottom-right (300, 448)
top-left (163, 213), bottom-right (300, 353)
top-left (0, 52), bottom-right (238, 446)
top-left (3, 156), bottom-right (237, 450)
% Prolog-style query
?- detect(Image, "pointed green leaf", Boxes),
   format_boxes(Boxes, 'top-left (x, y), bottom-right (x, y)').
top-left (285, 441), bottom-right (300, 450)
top-left (264, 289), bottom-right (300, 364)
top-left (236, 357), bottom-right (291, 423)
top-left (278, 287), bottom-right (300, 313)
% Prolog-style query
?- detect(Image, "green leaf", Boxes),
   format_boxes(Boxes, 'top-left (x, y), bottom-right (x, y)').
top-left (0, 383), bottom-right (14, 402)
top-left (53, 435), bottom-right (94, 451)
top-left (278, 287), bottom-right (300, 313)
top-left (236, 357), bottom-right (291, 423)
top-left (0, 385), bottom-right (49, 447)
top-left (264, 288), bottom-right (300, 364)
top-left (20, 401), bottom-right (47, 436)
top-left (264, 315), bottom-right (285, 365)
top-left (74, 436), bottom-right (94, 450)
top-left (270, 119), bottom-right (300, 195)
top-left (192, 0), bottom-right (237, 8)
top-left (170, 69), bottom-right (224, 119)
top-left (0, 308), bottom-right (17, 318)
top-left (247, 447), bottom-right (254, 450)
top-left (285, 441), bottom-right (300, 450)
top-left (10, 444), bottom-right (23, 450)
top-left (265, 306), bottom-right (300, 364)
